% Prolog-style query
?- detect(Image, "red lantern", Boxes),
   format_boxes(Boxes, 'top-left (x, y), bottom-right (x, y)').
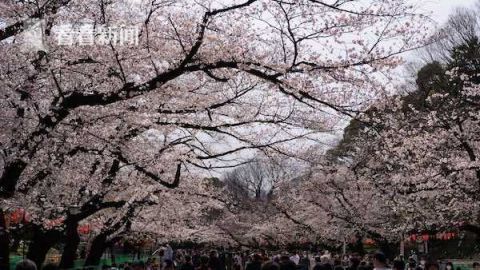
top-left (366, 239), bottom-right (375, 245)
top-left (411, 234), bottom-right (417, 241)
top-left (78, 224), bottom-right (91, 235)
top-left (422, 234), bottom-right (429, 241)
top-left (10, 209), bottom-right (26, 224)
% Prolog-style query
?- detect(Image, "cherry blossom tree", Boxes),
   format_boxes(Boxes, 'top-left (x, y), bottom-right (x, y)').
top-left (0, 0), bottom-right (429, 197)
top-left (289, 7), bottom-right (480, 248)
top-left (352, 8), bottom-right (480, 239)
top-left (1, 0), bottom-right (430, 267)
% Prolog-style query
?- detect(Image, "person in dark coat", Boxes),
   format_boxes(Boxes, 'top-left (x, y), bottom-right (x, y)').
top-left (209, 251), bottom-right (222, 270)
top-left (181, 256), bottom-right (195, 270)
top-left (392, 260), bottom-right (405, 270)
top-left (263, 261), bottom-right (281, 270)
top-left (313, 257), bottom-right (323, 270)
top-left (246, 254), bottom-right (263, 270)
top-left (197, 256), bottom-right (210, 270)
top-left (347, 258), bottom-right (360, 270)
top-left (298, 254), bottom-right (310, 270)
top-left (193, 251), bottom-right (201, 268)
top-left (16, 260), bottom-right (37, 270)
top-left (279, 255), bottom-right (297, 270)
top-left (321, 256), bottom-right (333, 270)
top-left (333, 259), bottom-right (344, 270)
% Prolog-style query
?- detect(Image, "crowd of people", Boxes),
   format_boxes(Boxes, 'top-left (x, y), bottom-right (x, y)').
top-left (13, 247), bottom-right (480, 270)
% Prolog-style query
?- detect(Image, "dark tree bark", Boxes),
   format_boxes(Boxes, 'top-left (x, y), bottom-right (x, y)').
top-left (0, 0), bottom-right (72, 42)
top-left (27, 226), bottom-right (60, 269)
top-left (84, 233), bottom-right (108, 267)
top-left (0, 161), bottom-right (27, 198)
top-left (0, 21), bottom-right (25, 42)
top-left (0, 209), bottom-right (10, 270)
top-left (24, 196), bottom-right (127, 269)
top-left (84, 201), bottom-right (136, 267)
top-left (110, 247), bottom-right (116, 265)
top-left (59, 220), bottom-right (80, 269)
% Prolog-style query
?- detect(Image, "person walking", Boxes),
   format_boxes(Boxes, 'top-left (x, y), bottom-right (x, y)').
top-left (372, 252), bottom-right (389, 270)
top-left (181, 256), bottom-right (195, 270)
top-left (246, 254), bottom-right (262, 270)
top-left (313, 257), bottom-right (323, 270)
top-left (280, 254), bottom-right (297, 270)
top-left (15, 259), bottom-right (37, 270)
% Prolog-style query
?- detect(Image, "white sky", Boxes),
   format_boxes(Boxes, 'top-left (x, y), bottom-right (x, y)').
top-left (414, 0), bottom-right (478, 24)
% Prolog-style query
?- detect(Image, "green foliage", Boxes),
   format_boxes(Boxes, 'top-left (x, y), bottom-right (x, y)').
top-left (448, 36), bottom-right (480, 97)
top-left (415, 61), bottom-right (448, 98)
top-left (449, 36), bottom-right (480, 79)
top-left (325, 118), bottom-right (366, 162)
top-left (327, 36), bottom-right (480, 165)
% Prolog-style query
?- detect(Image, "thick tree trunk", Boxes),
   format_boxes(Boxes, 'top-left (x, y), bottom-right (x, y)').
top-left (27, 226), bottom-right (58, 269)
top-left (59, 220), bottom-right (80, 269)
top-left (84, 233), bottom-right (108, 267)
top-left (0, 160), bottom-right (27, 198)
top-left (110, 247), bottom-right (116, 265)
top-left (0, 209), bottom-right (10, 270)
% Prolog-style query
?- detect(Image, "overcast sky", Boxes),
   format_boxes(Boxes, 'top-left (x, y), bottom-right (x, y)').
top-left (416, 0), bottom-right (478, 24)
